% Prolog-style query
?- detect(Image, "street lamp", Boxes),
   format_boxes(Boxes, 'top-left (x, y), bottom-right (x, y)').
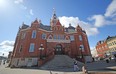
top-left (79, 46), bottom-right (85, 64)
top-left (39, 44), bottom-right (44, 59)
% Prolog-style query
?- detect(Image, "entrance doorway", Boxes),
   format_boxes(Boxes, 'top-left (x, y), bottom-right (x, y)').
top-left (55, 44), bottom-right (63, 55)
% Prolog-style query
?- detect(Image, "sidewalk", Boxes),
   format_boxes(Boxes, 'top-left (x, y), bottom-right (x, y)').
top-left (49, 71), bottom-right (116, 74)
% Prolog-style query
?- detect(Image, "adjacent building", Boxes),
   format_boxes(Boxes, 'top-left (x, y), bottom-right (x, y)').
top-left (96, 40), bottom-right (109, 58)
top-left (106, 36), bottom-right (116, 56)
top-left (10, 10), bottom-right (91, 67)
top-left (95, 36), bottom-right (116, 58)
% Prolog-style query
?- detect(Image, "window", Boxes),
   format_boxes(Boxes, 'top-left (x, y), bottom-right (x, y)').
top-left (42, 33), bottom-right (46, 39)
top-left (79, 35), bottom-right (82, 41)
top-left (21, 32), bottom-right (26, 39)
top-left (29, 43), bottom-right (35, 52)
top-left (58, 35), bottom-right (60, 40)
top-left (31, 30), bottom-right (36, 38)
top-left (70, 35), bottom-right (74, 41)
top-left (54, 35), bottom-right (57, 39)
top-left (19, 45), bottom-right (22, 52)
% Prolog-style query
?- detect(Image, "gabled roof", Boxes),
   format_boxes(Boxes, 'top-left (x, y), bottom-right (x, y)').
top-left (56, 20), bottom-right (61, 26)
top-left (33, 19), bottom-right (39, 23)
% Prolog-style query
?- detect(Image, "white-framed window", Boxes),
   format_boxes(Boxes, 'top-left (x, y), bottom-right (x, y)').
top-left (79, 35), bottom-right (82, 41)
top-left (21, 32), bottom-right (26, 39)
top-left (31, 30), bottom-right (36, 38)
top-left (70, 35), bottom-right (74, 41)
top-left (42, 33), bottom-right (46, 39)
top-left (29, 43), bottom-right (35, 52)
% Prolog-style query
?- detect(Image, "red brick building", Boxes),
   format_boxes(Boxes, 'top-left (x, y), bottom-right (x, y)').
top-left (10, 10), bottom-right (91, 67)
top-left (96, 40), bottom-right (109, 58)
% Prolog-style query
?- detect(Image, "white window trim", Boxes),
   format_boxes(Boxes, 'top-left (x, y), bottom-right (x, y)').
top-left (29, 43), bottom-right (35, 52)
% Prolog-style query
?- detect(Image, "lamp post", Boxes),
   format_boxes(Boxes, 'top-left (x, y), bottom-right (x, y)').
top-left (79, 46), bottom-right (85, 64)
top-left (39, 44), bottom-right (44, 59)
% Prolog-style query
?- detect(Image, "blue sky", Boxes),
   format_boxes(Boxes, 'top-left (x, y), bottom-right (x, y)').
top-left (0, 0), bottom-right (116, 56)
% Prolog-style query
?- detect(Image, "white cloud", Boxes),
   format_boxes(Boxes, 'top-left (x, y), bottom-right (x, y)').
top-left (30, 9), bottom-right (34, 15)
top-left (59, 16), bottom-right (79, 27)
top-left (0, 40), bottom-right (14, 57)
top-left (90, 15), bottom-right (105, 27)
top-left (91, 47), bottom-right (97, 57)
top-left (88, 0), bottom-right (116, 28)
top-left (14, 0), bottom-right (24, 4)
top-left (105, 0), bottom-right (116, 17)
top-left (59, 16), bottom-right (99, 36)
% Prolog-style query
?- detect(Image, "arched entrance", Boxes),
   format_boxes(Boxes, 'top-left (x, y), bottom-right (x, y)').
top-left (55, 44), bottom-right (63, 55)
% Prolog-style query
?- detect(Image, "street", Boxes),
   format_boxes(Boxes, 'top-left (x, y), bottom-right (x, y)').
top-left (0, 60), bottom-right (116, 74)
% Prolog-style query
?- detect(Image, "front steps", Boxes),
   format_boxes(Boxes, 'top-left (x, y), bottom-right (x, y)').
top-left (40, 55), bottom-right (83, 71)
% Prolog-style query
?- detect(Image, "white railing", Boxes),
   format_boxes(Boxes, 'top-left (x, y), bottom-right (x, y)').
top-left (47, 39), bottom-right (71, 43)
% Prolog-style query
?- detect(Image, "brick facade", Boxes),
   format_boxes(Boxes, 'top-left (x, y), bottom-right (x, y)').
top-left (96, 40), bottom-right (109, 58)
top-left (10, 11), bottom-right (91, 67)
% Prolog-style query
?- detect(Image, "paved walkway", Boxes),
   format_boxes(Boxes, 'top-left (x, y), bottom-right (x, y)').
top-left (0, 59), bottom-right (116, 74)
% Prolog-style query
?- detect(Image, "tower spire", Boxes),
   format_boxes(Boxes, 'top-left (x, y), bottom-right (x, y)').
top-left (52, 8), bottom-right (57, 19)
top-left (50, 8), bottom-right (58, 26)
top-left (53, 8), bottom-right (56, 15)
